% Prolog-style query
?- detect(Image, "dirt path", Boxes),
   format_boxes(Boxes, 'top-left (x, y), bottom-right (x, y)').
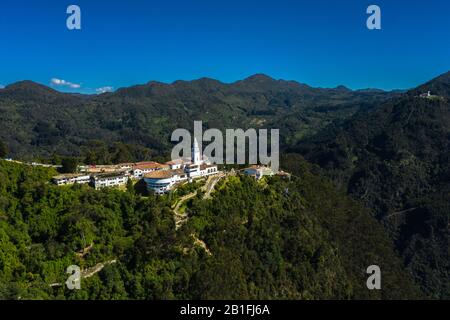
top-left (192, 235), bottom-right (212, 256)
top-left (203, 172), bottom-right (226, 199)
top-left (173, 192), bottom-right (198, 229)
top-left (49, 259), bottom-right (117, 288)
top-left (82, 259), bottom-right (117, 279)
top-left (173, 173), bottom-right (226, 229)
top-left (172, 173), bottom-right (229, 254)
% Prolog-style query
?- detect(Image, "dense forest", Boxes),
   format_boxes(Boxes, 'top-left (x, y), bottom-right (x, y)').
top-left (0, 158), bottom-right (420, 299)
top-left (296, 72), bottom-right (450, 298)
top-left (0, 72), bottom-right (449, 300)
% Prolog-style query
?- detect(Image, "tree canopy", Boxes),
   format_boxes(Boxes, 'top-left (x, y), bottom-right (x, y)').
top-left (0, 159), bottom-right (421, 299)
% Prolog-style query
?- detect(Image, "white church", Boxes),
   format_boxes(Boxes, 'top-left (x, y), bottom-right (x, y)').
top-left (144, 138), bottom-right (219, 194)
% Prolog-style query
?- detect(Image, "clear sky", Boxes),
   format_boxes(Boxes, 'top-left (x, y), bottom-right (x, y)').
top-left (0, 0), bottom-right (449, 93)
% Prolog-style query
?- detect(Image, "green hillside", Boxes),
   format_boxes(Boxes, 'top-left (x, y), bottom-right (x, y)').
top-left (0, 159), bottom-right (420, 299)
top-left (296, 77), bottom-right (450, 298)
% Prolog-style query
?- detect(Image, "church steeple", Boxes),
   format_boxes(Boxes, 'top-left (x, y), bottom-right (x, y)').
top-left (192, 137), bottom-right (201, 164)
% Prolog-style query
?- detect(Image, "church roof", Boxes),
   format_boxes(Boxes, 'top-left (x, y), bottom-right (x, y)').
top-left (133, 162), bottom-right (167, 170)
top-left (165, 158), bottom-right (185, 165)
top-left (144, 170), bottom-right (174, 179)
top-left (144, 169), bottom-right (184, 179)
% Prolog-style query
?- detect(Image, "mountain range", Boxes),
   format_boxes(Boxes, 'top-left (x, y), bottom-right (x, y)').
top-left (0, 74), bottom-right (399, 161)
top-left (0, 71), bottom-right (449, 298)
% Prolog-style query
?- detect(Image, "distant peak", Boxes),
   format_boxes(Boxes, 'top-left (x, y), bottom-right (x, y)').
top-left (334, 85), bottom-right (351, 92)
top-left (173, 77), bottom-right (224, 86)
top-left (420, 70), bottom-right (450, 87)
top-left (146, 80), bottom-right (168, 86)
top-left (431, 70), bottom-right (450, 82)
top-left (7, 80), bottom-right (44, 88)
top-left (193, 77), bottom-right (223, 84)
top-left (4, 80), bottom-right (59, 94)
top-left (243, 74), bottom-right (275, 82)
top-left (356, 88), bottom-right (386, 93)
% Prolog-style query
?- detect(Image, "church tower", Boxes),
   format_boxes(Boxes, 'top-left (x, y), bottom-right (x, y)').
top-left (192, 137), bottom-right (201, 165)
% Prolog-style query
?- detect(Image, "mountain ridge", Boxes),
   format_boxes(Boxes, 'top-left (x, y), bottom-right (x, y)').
top-left (295, 73), bottom-right (450, 298)
top-left (0, 73), bottom-right (412, 97)
top-left (408, 71), bottom-right (450, 98)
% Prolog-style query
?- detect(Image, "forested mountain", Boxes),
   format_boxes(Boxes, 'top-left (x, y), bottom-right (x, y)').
top-left (0, 158), bottom-right (420, 299)
top-left (296, 72), bottom-right (450, 298)
top-left (0, 75), bottom-right (397, 162)
top-left (1, 72), bottom-right (449, 299)
top-left (409, 71), bottom-right (450, 98)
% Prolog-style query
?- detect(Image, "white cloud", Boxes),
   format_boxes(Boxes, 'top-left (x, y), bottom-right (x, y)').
top-left (96, 86), bottom-right (114, 94)
top-left (0, 84), bottom-right (4, 89)
top-left (51, 78), bottom-right (81, 89)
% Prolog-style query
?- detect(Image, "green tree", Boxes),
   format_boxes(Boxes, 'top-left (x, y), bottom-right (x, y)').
top-left (126, 179), bottom-right (135, 194)
top-left (60, 157), bottom-right (79, 173)
top-left (0, 141), bottom-right (8, 158)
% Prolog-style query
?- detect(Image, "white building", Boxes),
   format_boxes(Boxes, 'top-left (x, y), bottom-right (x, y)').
top-left (419, 91), bottom-right (431, 98)
top-left (144, 169), bottom-right (188, 194)
top-left (243, 165), bottom-right (274, 180)
top-left (144, 138), bottom-right (219, 194)
top-left (91, 172), bottom-right (129, 190)
top-left (185, 163), bottom-right (218, 179)
top-left (132, 162), bottom-right (169, 178)
top-left (165, 158), bottom-right (186, 170)
top-left (52, 174), bottom-right (91, 186)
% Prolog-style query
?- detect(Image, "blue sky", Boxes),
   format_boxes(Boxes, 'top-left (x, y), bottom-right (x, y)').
top-left (0, 0), bottom-right (449, 93)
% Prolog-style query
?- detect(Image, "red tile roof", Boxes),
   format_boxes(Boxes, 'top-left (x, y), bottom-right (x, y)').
top-left (144, 170), bottom-right (174, 179)
top-left (133, 162), bottom-right (166, 170)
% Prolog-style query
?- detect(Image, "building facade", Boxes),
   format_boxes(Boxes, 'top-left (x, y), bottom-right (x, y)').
top-left (132, 162), bottom-right (169, 178)
top-left (52, 174), bottom-right (91, 186)
top-left (144, 138), bottom-right (219, 194)
top-left (91, 172), bottom-right (129, 190)
top-left (243, 165), bottom-right (274, 180)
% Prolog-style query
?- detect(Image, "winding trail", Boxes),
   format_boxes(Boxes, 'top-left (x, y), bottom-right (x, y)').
top-left (173, 173), bottom-right (227, 229)
top-left (203, 172), bottom-right (226, 199)
top-left (81, 259), bottom-right (117, 279)
top-left (49, 259), bottom-right (117, 288)
top-left (172, 172), bottom-right (228, 255)
top-left (173, 192), bottom-right (198, 229)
